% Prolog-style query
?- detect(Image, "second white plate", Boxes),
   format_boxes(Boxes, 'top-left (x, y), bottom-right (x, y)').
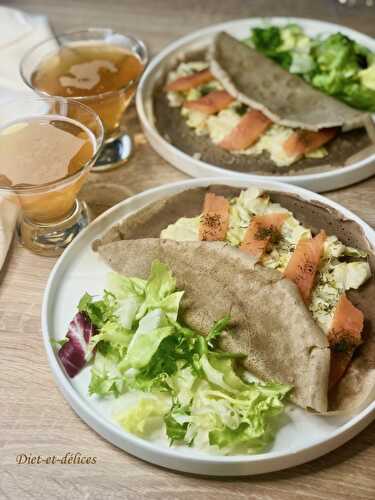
top-left (136, 17), bottom-right (375, 192)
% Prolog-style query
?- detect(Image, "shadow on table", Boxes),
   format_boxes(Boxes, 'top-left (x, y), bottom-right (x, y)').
top-left (93, 414), bottom-right (375, 481)
top-left (161, 419), bottom-right (375, 482)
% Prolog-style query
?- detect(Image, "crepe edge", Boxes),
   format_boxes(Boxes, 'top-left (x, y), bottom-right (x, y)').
top-left (209, 31), bottom-right (369, 132)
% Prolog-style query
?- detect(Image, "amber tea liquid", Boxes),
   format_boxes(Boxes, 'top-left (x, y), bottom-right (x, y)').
top-left (31, 43), bottom-right (144, 138)
top-left (0, 116), bottom-right (96, 222)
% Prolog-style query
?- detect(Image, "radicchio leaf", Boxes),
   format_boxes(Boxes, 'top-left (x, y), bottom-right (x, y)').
top-left (58, 312), bottom-right (97, 377)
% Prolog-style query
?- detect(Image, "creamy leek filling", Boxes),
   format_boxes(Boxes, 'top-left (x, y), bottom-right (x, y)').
top-left (160, 188), bottom-right (371, 333)
top-left (166, 62), bottom-right (210, 108)
top-left (165, 62), bottom-right (329, 167)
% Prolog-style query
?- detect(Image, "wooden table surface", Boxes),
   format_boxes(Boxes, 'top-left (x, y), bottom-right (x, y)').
top-left (1, 1), bottom-right (375, 498)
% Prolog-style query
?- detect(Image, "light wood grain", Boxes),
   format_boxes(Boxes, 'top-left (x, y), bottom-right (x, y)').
top-left (1, 1), bottom-right (375, 499)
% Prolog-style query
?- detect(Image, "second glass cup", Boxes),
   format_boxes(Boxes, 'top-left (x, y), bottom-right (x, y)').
top-left (21, 28), bottom-right (148, 171)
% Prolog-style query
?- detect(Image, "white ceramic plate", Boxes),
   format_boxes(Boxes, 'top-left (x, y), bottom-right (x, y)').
top-left (136, 18), bottom-right (375, 193)
top-left (42, 177), bottom-right (375, 476)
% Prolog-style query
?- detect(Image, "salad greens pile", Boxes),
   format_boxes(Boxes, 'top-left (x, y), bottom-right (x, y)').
top-left (244, 24), bottom-right (375, 111)
top-left (62, 261), bottom-right (291, 455)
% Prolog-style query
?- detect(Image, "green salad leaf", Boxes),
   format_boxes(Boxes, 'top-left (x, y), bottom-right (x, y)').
top-left (359, 65), bottom-right (375, 91)
top-left (188, 378), bottom-right (290, 454)
top-left (78, 290), bottom-right (117, 328)
top-left (107, 272), bottom-right (145, 329)
top-left (164, 403), bottom-right (190, 443)
top-left (121, 309), bottom-right (173, 370)
top-left (89, 350), bottom-right (125, 397)
top-left (115, 396), bottom-right (170, 437)
top-left (75, 260), bottom-right (291, 455)
top-left (245, 24), bottom-right (375, 111)
top-left (248, 26), bottom-right (292, 69)
top-left (136, 260), bottom-right (184, 322)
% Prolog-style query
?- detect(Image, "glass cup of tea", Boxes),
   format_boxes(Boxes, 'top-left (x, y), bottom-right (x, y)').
top-left (0, 96), bottom-right (104, 256)
top-left (20, 29), bottom-right (147, 171)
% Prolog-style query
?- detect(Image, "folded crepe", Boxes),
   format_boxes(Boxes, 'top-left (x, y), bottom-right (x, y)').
top-left (210, 32), bottom-right (368, 132)
top-left (97, 237), bottom-right (330, 413)
top-left (93, 185), bottom-right (375, 414)
top-left (154, 33), bottom-right (375, 175)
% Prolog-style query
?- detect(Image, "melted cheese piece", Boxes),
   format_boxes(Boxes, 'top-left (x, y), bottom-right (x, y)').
top-left (207, 109), bottom-right (241, 143)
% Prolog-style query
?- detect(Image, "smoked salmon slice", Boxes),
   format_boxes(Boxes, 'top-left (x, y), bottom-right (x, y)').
top-left (183, 90), bottom-right (234, 114)
top-left (283, 230), bottom-right (326, 304)
top-left (328, 293), bottom-right (364, 388)
top-left (219, 109), bottom-right (272, 151)
top-left (199, 192), bottom-right (230, 241)
top-left (240, 213), bottom-right (288, 259)
top-left (283, 128), bottom-right (337, 158)
top-left (165, 69), bottom-right (214, 92)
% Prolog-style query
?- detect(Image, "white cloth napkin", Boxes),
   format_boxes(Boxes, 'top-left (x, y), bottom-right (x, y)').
top-left (0, 7), bottom-right (52, 269)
